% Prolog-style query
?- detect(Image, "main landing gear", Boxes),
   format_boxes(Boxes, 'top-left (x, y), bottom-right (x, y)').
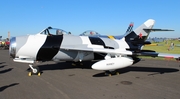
top-left (28, 64), bottom-right (41, 76)
top-left (105, 70), bottom-right (120, 76)
top-left (71, 62), bottom-right (83, 66)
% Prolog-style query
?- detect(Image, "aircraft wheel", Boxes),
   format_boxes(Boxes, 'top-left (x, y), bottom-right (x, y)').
top-left (105, 71), bottom-right (112, 76)
top-left (30, 66), bottom-right (40, 75)
top-left (72, 63), bottom-right (76, 66)
top-left (105, 71), bottom-right (119, 76)
top-left (28, 72), bottom-right (32, 76)
top-left (38, 72), bottom-right (41, 76)
top-left (116, 72), bottom-right (120, 75)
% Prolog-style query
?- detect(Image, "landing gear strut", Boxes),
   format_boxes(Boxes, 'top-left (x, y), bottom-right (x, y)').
top-left (105, 70), bottom-right (120, 76)
top-left (28, 64), bottom-right (41, 76)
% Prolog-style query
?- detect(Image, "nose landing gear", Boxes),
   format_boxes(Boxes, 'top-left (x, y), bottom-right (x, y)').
top-left (28, 64), bottom-right (41, 76)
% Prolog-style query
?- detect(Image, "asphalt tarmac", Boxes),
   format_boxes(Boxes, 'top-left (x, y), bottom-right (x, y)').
top-left (0, 50), bottom-right (180, 99)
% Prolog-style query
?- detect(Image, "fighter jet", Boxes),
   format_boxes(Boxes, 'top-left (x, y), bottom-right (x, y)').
top-left (9, 19), bottom-right (179, 76)
top-left (80, 22), bottom-right (134, 40)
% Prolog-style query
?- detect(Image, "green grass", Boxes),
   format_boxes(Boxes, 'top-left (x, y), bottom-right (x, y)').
top-left (143, 40), bottom-right (180, 54)
top-left (140, 40), bottom-right (180, 60)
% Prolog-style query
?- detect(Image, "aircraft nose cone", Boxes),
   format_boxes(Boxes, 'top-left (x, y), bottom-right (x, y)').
top-left (9, 37), bottom-right (16, 58)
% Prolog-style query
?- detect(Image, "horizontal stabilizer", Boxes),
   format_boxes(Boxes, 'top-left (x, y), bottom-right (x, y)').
top-left (143, 28), bottom-right (174, 32)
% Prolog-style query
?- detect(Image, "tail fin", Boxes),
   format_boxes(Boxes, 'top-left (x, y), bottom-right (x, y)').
top-left (125, 19), bottom-right (155, 43)
top-left (125, 22), bottom-right (134, 34)
top-left (125, 19), bottom-right (174, 50)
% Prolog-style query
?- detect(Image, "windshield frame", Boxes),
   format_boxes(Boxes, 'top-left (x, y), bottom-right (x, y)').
top-left (39, 27), bottom-right (68, 35)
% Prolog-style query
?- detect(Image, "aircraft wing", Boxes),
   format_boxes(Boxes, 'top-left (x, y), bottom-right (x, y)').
top-left (61, 45), bottom-right (180, 59)
top-left (60, 45), bottom-right (133, 55)
top-left (157, 53), bottom-right (180, 59)
top-left (133, 51), bottom-right (180, 60)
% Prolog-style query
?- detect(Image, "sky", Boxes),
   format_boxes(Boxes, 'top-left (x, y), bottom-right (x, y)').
top-left (0, 0), bottom-right (180, 39)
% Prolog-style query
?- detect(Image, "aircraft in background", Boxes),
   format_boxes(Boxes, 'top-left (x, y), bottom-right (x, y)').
top-left (80, 22), bottom-right (134, 40)
top-left (9, 19), bottom-right (179, 76)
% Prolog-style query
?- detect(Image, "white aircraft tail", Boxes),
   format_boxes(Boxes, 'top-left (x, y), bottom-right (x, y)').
top-left (125, 19), bottom-right (155, 42)
top-left (124, 19), bottom-right (174, 50)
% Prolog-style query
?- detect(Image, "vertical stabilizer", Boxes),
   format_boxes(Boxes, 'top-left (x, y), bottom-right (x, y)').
top-left (125, 22), bottom-right (134, 34)
top-left (125, 19), bottom-right (155, 43)
top-left (125, 19), bottom-right (173, 51)
top-left (124, 19), bottom-right (155, 50)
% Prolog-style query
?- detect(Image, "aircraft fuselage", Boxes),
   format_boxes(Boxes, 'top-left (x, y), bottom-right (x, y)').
top-left (10, 34), bottom-right (130, 63)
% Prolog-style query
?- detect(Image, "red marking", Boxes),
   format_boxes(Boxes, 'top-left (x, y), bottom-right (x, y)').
top-left (165, 56), bottom-right (174, 61)
top-left (139, 33), bottom-right (143, 39)
top-left (130, 23), bottom-right (133, 26)
top-left (165, 56), bottom-right (174, 58)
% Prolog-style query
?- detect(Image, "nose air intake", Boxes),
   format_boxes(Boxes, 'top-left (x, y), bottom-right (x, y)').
top-left (9, 37), bottom-right (16, 58)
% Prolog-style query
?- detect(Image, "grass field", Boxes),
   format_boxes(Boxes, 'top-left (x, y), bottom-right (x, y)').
top-left (140, 39), bottom-right (180, 60)
top-left (143, 40), bottom-right (180, 54)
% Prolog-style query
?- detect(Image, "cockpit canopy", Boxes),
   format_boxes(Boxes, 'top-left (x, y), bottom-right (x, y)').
top-left (39, 27), bottom-right (69, 35)
top-left (80, 30), bottom-right (101, 36)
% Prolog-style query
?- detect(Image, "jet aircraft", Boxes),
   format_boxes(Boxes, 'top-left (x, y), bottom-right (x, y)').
top-left (9, 19), bottom-right (180, 76)
top-left (80, 22), bottom-right (134, 40)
